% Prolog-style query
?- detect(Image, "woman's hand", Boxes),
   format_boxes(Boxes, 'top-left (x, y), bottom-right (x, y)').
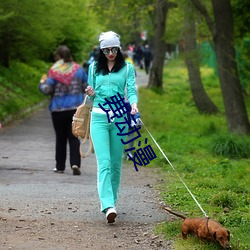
top-left (131, 103), bottom-right (138, 115)
top-left (85, 86), bottom-right (96, 97)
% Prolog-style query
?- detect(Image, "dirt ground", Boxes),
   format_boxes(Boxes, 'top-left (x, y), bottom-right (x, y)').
top-left (0, 71), bottom-right (174, 250)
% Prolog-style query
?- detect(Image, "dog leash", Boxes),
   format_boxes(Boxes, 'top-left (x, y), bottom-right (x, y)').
top-left (139, 118), bottom-right (209, 218)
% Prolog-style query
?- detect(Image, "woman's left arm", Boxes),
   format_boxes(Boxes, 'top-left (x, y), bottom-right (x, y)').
top-left (126, 63), bottom-right (138, 114)
top-left (85, 62), bottom-right (96, 98)
top-left (39, 76), bottom-right (56, 95)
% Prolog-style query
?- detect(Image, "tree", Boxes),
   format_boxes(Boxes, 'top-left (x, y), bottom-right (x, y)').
top-left (148, 0), bottom-right (177, 89)
top-left (184, 1), bottom-right (218, 114)
top-left (232, 0), bottom-right (250, 40)
top-left (91, 0), bottom-right (155, 47)
top-left (0, 0), bottom-right (98, 66)
top-left (191, 0), bottom-right (250, 134)
top-left (232, 0), bottom-right (250, 96)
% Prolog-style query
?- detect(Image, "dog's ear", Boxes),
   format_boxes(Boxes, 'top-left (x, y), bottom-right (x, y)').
top-left (213, 231), bottom-right (217, 240)
top-left (227, 230), bottom-right (230, 240)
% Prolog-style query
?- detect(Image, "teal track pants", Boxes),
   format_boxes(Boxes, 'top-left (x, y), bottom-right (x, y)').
top-left (90, 112), bottom-right (128, 212)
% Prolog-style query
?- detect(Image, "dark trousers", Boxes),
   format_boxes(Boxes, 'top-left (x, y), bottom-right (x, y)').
top-left (51, 110), bottom-right (80, 171)
top-left (144, 59), bottom-right (151, 74)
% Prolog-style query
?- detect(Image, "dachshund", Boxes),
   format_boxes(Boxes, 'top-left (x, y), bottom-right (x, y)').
top-left (162, 206), bottom-right (231, 249)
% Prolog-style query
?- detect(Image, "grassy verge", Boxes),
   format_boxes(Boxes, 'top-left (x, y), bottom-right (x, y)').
top-left (136, 58), bottom-right (250, 250)
top-left (0, 60), bottom-right (50, 125)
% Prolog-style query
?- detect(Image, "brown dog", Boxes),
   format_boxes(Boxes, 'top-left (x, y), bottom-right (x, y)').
top-left (162, 207), bottom-right (231, 249)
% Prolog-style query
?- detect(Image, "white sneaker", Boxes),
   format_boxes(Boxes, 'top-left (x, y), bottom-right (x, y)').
top-left (105, 207), bottom-right (117, 223)
top-left (72, 165), bottom-right (81, 175)
top-left (53, 168), bottom-right (64, 173)
top-left (126, 151), bottom-right (133, 161)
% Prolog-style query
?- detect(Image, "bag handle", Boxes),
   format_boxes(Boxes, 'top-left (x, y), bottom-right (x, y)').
top-left (79, 136), bottom-right (94, 158)
top-left (79, 95), bottom-right (94, 158)
top-left (83, 94), bottom-right (88, 105)
top-left (79, 112), bottom-right (94, 158)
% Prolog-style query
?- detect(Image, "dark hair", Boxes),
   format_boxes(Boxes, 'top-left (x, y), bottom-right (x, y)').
top-left (54, 45), bottom-right (73, 63)
top-left (95, 48), bottom-right (126, 75)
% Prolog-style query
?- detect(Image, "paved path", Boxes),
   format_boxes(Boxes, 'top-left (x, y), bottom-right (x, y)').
top-left (0, 106), bottom-right (165, 223)
top-left (0, 71), bottom-right (172, 249)
top-left (135, 68), bottom-right (149, 88)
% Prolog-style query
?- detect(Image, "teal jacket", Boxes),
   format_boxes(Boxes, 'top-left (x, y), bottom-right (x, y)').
top-left (87, 62), bottom-right (138, 109)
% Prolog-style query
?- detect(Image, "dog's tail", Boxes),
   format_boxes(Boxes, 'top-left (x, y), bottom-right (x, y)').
top-left (162, 206), bottom-right (187, 220)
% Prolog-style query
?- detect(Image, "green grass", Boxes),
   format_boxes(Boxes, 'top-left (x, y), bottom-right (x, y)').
top-left (0, 60), bottom-right (50, 123)
top-left (135, 58), bottom-right (250, 250)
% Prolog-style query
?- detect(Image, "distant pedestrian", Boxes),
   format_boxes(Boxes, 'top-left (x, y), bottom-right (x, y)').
top-left (85, 31), bottom-right (138, 223)
top-left (123, 51), bottom-right (136, 76)
top-left (143, 44), bottom-right (152, 74)
top-left (86, 46), bottom-right (99, 71)
top-left (134, 45), bottom-right (144, 69)
top-left (39, 45), bottom-right (88, 175)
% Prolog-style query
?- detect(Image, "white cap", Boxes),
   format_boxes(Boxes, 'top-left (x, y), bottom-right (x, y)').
top-left (99, 31), bottom-right (121, 49)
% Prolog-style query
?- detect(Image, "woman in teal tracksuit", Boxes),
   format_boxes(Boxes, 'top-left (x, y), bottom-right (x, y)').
top-left (86, 31), bottom-right (138, 223)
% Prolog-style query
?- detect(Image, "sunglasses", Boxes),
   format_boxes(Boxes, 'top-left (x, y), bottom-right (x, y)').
top-left (102, 47), bottom-right (119, 55)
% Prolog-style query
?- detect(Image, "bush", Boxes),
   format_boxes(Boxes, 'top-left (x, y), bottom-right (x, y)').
top-left (210, 135), bottom-right (250, 159)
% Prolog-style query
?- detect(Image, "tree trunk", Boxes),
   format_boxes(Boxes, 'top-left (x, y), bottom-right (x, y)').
top-left (184, 4), bottom-right (218, 114)
top-left (191, 0), bottom-right (250, 134)
top-left (147, 0), bottom-right (169, 89)
top-left (212, 0), bottom-right (250, 134)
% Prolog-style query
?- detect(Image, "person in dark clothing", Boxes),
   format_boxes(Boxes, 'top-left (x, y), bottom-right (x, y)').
top-left (143, 44), bottom-right (152, 74)
top-left (134, 45), bottom-right (144, 69)
top-left (87, 46), bottom-right (99, 67)
top-left (39, 45), bottom-right (88, 175)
